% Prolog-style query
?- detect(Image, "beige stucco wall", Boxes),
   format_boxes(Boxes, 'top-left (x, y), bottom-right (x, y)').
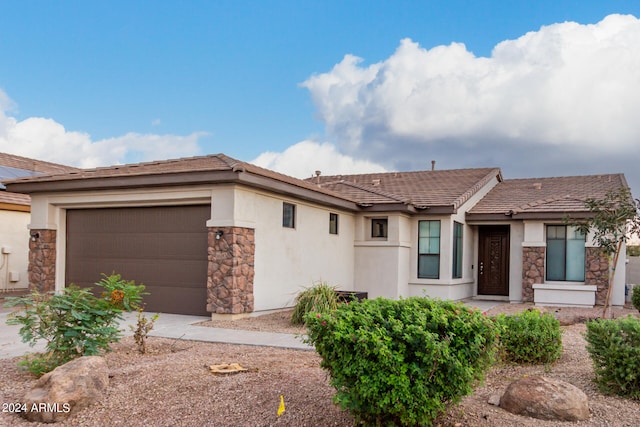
top-left (29, 184), bottom-right (356, 312)
top-left (353, 174), bottom-right (504, 302)
top-left (407, 215), bottom-right (471, 300)
top-left (0, 209), bottom-right (30, 290)
top-left (405, 175), bottom-right (503, 301)
top-left (353, 214), bottom-right (411, 299)
top-left (209, 186), bottom-right (356, 311)
top-left (611, 242), bottom-right (626, 306)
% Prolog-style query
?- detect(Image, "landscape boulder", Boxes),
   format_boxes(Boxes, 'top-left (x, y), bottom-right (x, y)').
top-left (21, 356), bottom-right (109, 423)
top-left (500, 376), bottom-right (589, 421)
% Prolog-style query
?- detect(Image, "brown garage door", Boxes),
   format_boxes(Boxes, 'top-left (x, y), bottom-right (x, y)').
top-left (66, 205), bottom-right (210, 316)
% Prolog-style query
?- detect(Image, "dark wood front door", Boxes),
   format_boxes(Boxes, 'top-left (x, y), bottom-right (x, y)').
top-left (478, 225), bottom-right (510, 296)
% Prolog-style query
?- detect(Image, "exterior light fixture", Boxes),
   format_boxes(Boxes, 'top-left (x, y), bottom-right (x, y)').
top-left (215, 230), bottom-right (224, 240)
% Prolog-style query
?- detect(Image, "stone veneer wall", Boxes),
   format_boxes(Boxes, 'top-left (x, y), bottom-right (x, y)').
top-left (522, 246), bottom-right (545, 303)
top-left (28, 229), bottom-right (57, 293)
top-left (585, 247), bottom-right (609, 306)
top-left (207, 227), bottom-right (255, 314)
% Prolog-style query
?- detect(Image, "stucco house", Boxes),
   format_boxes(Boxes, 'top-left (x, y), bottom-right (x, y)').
top-left (0, 153), bottom-right (77, 294)
top-left (4, 153), bottom-right (629, 317)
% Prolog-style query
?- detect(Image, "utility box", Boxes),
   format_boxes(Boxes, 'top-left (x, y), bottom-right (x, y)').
top-left (8, 271), bottom-right (20, 282)
top-left (1, 246), bottom-right (10, 254)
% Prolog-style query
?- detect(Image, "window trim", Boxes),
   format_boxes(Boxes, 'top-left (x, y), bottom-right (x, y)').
top-left (418, 220), bottom-right (441, 279)
top-left (282, 202), bottom-right (296, 228)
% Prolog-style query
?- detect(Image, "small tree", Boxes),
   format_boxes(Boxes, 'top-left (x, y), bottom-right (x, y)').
top-left (570, 187), bottom-right (640, 318)
top-left (5, 273), bottom-right (146, 375)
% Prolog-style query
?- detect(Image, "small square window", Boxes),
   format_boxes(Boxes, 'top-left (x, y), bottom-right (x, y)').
top-left (371, 218), bottom-right (388, 238)
top-left (283, 203), bottom-right (295, 228)
top-left (329, 213), bottom-right (338, 234)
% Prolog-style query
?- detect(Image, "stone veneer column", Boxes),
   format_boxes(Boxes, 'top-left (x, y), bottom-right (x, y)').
top-left (207, 227), bottom-right (255, 315)
top-left (522, 246), bottom-right (545, 303)
top-left (28, 229), bottom-right (57, 293)
top-left (585, 247), bottom-right (609, 306)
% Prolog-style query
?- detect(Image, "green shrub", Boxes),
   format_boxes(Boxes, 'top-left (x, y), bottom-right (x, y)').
top-left (96, 272), bottom-right (146, 311)
top-left (4, 274), bottom-right (146, 376)
top-left (585, 316), bottom-right (640, 398)
top-left (496, 309), bottom-right (562, 364)
top-left (632, 285), bottom-right (640, 313)
top-left (304, 297), bottom-right (500, 426)
top-left (291, 282), bottom-right (339, 325)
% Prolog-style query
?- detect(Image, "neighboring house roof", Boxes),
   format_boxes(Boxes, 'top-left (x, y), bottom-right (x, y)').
top-left (467, 174), bottom-right (628, 220)
top-left (0, 152), bottom-right (77, 176)
top-left (0, 152), bottom-right (78, 211)
top-left (310, 168), bottom-right (502, 213)
top-left (0, 191), bottom-right (30, 212)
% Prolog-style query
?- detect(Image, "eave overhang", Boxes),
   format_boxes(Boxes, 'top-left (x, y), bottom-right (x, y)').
top-left (465, 211), bottom-right (596, 221)
top-left (6, 169), bottom-right (467, 216)
top-left (5, 169), bottom-right (361, 212)
top-left (353, 203), bottom-right (457, 215)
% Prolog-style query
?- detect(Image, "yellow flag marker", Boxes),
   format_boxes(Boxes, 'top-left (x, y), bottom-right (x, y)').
top-left (277, 395), bottom-right (286, 417)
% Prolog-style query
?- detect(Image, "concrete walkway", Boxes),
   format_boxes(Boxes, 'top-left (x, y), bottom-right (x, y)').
top-left (0, 310), bottom-right (311, 360)
top-left (119, 312), bottom-right (312, 351)
top-left (461, 298), bottom-right (503, 313)
top-left (0, 299), bottom-right (502, 360)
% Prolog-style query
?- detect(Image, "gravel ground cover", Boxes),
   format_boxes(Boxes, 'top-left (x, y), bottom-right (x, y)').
top-left (1, 303), bottom-right (639, 426)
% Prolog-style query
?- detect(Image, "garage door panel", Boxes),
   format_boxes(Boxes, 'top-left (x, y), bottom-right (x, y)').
top-left (68, 259), bottom-right (207, 289)
top-left (141, 286), bottom-right (208, 316)
top-left (66, 205), bottom-right (210, 316)
top-left (68, 209), bottom-right (209, 234)
top-left (68, 233), bottom-right (207, 260)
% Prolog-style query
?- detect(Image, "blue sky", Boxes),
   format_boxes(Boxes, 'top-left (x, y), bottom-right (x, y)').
top-left (1, 1), bottom-right (640, 193)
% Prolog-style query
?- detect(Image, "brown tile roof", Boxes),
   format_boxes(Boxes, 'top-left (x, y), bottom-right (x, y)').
top-left (5, 153), bottom-right (236, 183)
top-left (5, 153), bottom-right (504, 213)
top-left (310, 168), bottom-right (502, 211)
top-left (0, 152), bottom-right (78, 174)
top-left (4, 154), bottom-right (361, 209)
top-left (6, 151), bottom-right (624, 220)
top-left (467, 174), bottom-right (628, 218)
top-left (5, 154), bottom-right (295, 182)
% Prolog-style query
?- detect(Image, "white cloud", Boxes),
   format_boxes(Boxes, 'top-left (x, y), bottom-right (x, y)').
top-left (300, 13), bottom-right (640, 194)
top-left (302, 14), bottom-right (640, 157)
top-left (0, 89), bottom-right (203, 168)
top-left (251, 140), bottom-right (387, 179)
